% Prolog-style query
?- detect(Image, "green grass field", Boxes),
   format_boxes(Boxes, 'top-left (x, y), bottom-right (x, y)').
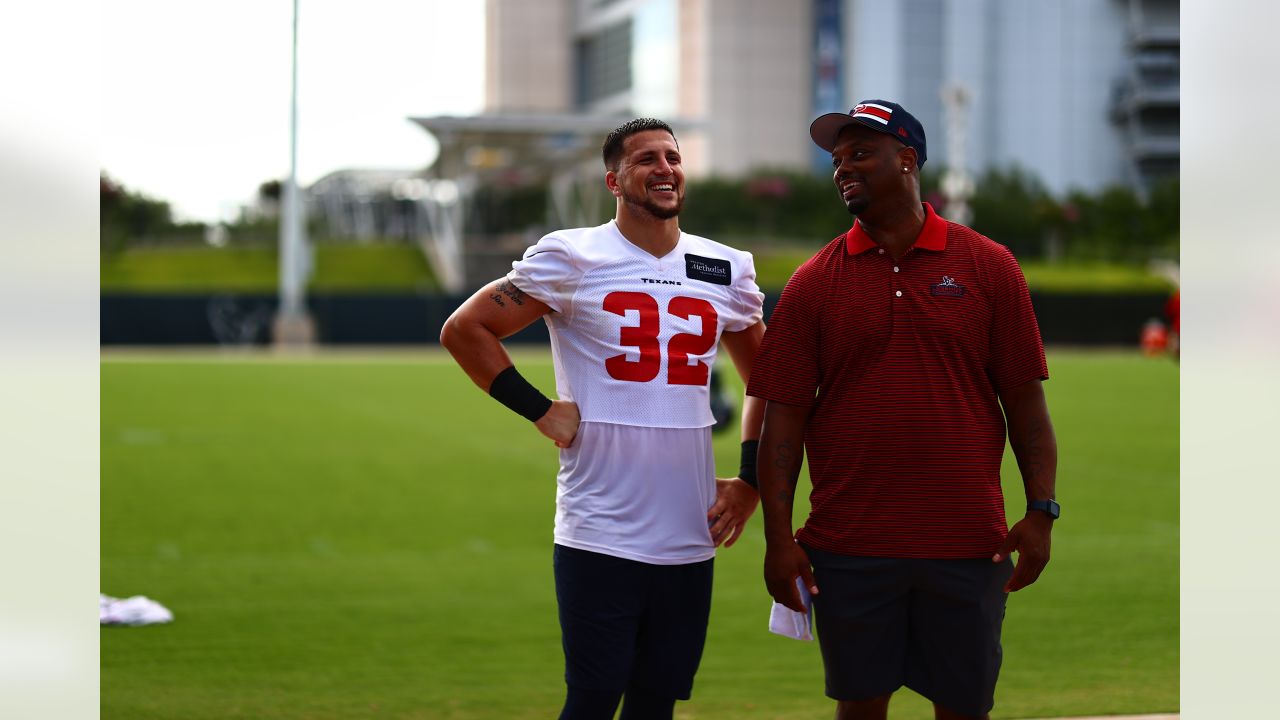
top-left (101, 244), bottom-right (1170, 296)
top-left (101, 243), bottom-right (439, 292)
top-left (101, 350), bottom-right (1178, 719)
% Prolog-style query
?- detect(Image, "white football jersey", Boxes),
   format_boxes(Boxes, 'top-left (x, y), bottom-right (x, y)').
top-left (508, 220), bottom-right (764, 564)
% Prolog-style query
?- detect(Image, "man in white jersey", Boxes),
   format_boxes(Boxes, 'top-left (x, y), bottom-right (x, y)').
top-left (440, 118), bottom-right (765, 720)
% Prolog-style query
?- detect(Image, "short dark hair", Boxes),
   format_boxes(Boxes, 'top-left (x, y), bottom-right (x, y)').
top-left (602, 118), bottom-right (677, 171)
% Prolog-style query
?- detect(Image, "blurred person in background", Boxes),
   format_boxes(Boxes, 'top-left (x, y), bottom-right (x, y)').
top-left (440, 118), bottom-right (765, 720)
top-left (748, 100), bottom-right (1059, 720)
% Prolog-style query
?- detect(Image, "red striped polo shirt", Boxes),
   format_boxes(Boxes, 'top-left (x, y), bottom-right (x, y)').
top-left (747, 203), bottom-right (1047, 558)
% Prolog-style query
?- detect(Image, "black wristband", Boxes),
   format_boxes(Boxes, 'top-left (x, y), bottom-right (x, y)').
top-left (738, 439), bottom-right (760, 489)
top-left (488, 366), bottom-right (553, 422)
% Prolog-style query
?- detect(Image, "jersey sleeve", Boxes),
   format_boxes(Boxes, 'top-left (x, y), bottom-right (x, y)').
top-left (507, 234), bottom-right (578, 314)
top-left (986, 246), bottom-right (1049, 391)
top-left (746, 261), bottom-right (822, 406)
top-left (726, 250), bottom-right (765, 332)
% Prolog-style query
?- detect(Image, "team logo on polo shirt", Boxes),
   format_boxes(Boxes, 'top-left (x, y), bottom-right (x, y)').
top-left (684, 254), bottom-right (731, 286)
top-left (930, 275), bottom-right (965, 297)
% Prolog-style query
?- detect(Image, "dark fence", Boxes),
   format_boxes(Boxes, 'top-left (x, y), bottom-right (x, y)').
top-left (101, 291), bottom-right (1170, 347)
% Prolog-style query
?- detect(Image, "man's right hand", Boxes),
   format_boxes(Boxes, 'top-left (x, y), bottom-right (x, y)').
top-left (764, 541), bottom-right (818, 612)
top-left (535, 400), bottom-right (580, 448)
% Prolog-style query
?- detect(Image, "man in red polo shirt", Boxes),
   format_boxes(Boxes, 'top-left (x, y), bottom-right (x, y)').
top-left (748, 100), bottom-right (1058, 720)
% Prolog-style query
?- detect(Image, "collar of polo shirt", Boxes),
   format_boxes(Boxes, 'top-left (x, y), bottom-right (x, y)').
top-left (844, 202), bottom-right (948, 255)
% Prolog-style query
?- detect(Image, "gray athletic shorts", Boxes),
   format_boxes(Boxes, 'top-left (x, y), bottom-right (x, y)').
top-left (805, 546), bottom-right (1014, 716)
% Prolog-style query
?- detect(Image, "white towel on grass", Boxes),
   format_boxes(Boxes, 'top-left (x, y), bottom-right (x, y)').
top-left (100, 594), bottom-right (174, 626)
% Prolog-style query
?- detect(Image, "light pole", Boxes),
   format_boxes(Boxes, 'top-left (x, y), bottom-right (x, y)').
top-left (273, 0), bottom-right (315, 345)
top-left (940, 84), bottom-right (975, 226)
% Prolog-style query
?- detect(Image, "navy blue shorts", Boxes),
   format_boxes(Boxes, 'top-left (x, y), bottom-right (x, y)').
top-left (552, 544), bottom-right (714, 700)
top-left (805, 547), bottom-right (1014, 716)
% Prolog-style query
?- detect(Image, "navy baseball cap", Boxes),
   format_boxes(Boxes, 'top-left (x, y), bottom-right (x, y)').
top-left (809, 99), bottom-right (928, 168)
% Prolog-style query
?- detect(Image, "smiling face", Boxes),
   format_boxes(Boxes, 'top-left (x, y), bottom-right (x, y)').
top-left (608, 129), bottom-right (684, 220)
top-left (830, 123), bottom-right (915, 217)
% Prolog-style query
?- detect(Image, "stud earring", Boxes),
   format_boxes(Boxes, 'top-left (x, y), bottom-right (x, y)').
top-left (902, 167), bottom-right (909, 173)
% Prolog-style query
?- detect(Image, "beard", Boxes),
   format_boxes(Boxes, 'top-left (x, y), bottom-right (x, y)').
top-left (621, 184), bottom-right (683, 220)
top-left (839, 184), bottom-right (870, 216)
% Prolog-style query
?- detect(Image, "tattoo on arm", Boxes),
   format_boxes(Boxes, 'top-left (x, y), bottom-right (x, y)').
top-left (496, 280), bottom-right (527, 306)
top-left (772, 439), bottom-right (800, 505)
top-left (773, 439), bottom-right (793, 470)
top-left (488, 293), bottom-right (506, 308)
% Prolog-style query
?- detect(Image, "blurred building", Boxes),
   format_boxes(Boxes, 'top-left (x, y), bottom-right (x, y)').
top-left (482, 0), bottom-right (813, 177)
top-left (838, 0), bottom-right (1178, 196)
top-left (414, 0), bottom-right (817, 288)
top-left (308, 169), bottom-right (432, 242)
top-left (1109, 0), bottom-right (1181, 191)
top-left (412, 0), bottom-right (1178, 289)
top-left (477, 0), bottom-right (1178, 193)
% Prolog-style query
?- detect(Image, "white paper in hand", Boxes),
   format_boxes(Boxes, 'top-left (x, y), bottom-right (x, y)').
top-left (767, 577), bottom-right (814, 641)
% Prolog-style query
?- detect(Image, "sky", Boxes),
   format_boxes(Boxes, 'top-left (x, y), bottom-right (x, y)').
top-left (101, 0), bottom-right (486, 223)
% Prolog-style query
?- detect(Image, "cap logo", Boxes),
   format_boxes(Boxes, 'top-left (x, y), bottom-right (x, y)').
top-left (897, 127), bottom-right (908, 138)
top-left (851, 102), bottom-right (893, 125)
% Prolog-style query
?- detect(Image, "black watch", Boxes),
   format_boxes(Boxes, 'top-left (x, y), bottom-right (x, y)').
top-left (1027, 499), bottom-right (1061, 519)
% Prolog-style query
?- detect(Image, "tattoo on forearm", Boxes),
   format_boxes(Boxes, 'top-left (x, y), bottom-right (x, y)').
top-left (774, 439), bottom-right (800, 488)
top-left (496, 280), bottom-right (526, 306)
top-left (769, 439), bottom-right (800, 508)
top-left (774, 439), bottom-right (793, 470)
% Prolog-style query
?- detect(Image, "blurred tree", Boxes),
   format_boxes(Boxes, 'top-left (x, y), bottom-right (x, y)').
top-left (1060, 182), bottom-right (1177, 263)
top-left (967, 167), bottom-right (1056, 259)
top-left (328, 166), bottom-right (1175, 265)
top-left (1143, 178), bottom-right (1179, 257)
top-left (961, 168), bottom-right (1177, 264)
top-left (100, 172), bottom-right (181, 253)
top-left (681, 170), bottom-right (847, 242)
top-left (467, 183), bottom-right (548, 235)
top-left (258, 179), bottom-right (283, 203)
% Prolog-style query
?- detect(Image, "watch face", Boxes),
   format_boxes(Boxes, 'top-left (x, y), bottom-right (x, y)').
top-left (1030, 500), bottom-right (1060, 518)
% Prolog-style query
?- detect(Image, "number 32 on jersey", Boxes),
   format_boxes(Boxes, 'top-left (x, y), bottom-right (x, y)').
top-left (603, 291), bottom-right (717, 386)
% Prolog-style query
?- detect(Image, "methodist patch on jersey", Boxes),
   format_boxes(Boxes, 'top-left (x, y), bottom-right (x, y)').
top-left (684, 254), bottom-right (731, 286)
top-left (930, 275), bottom-right (966, 297)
